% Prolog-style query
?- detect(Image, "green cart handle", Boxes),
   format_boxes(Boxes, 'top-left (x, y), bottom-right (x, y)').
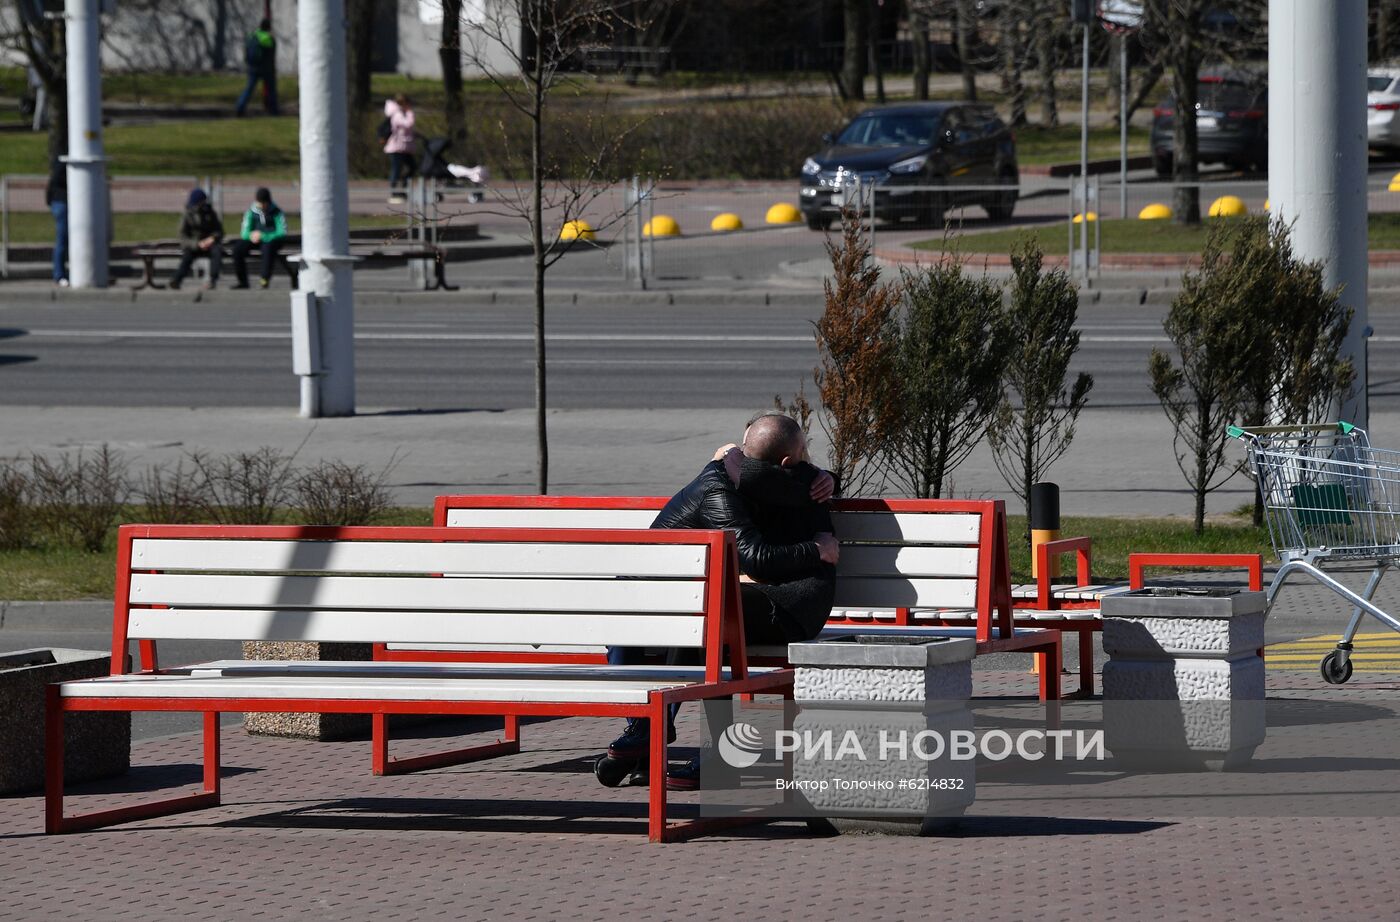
top-left (1227, 421), bottom-right (1355, 439)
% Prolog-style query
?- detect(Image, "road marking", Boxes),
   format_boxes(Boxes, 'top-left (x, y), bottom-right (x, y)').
top-left (1267, 632), bottom-right (1400, 670)
top-left (22, 329), bottom-right (813, 344)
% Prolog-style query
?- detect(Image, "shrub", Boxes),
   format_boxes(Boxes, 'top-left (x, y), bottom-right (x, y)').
top-left (137, 458), bottom-right (206, 525)
top-left (188, 448), bottom-right (296, 525)
top-left (28, 446), bottom-right (130, 552)
top-left (0, 459), bottom-right (34, 550)
top-left (291, 460), bottom-right (394, 527)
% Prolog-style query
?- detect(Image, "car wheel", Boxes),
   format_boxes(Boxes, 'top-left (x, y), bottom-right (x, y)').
top-left (984, 175), bottom-right (1018, 221)
top-left (1152, 152), bottom-right (1172, 180)
top-left (919, 187), bottom-right (949, 228)
top-left (805, 213), bottom-right (833, 231)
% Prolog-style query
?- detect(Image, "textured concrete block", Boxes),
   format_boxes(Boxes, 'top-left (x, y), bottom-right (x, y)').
top-left (1103, 611), bottom-right (1266, 659)
top-left (241, 641), bottom-right (373, 741)
top-left (0, 648), bottom-right (130, 795)
top-left (791, 705), bottom-right (976, 834)
top-left (1101, 588), bottom-right (1266, 619)
top-left (792, 636), bottom-right (974, 706)
top-left (1103, 655), bottom-right (1265, 770)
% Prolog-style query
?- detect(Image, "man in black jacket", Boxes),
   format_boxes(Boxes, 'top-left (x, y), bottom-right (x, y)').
top-left (602, 413), bottom-right (839, 784)
top-left (169, 189), bottom-right (224, 290)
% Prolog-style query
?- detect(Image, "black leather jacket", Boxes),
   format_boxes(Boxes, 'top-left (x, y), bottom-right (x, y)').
top-left (651, 460), bottom-right (823, 583)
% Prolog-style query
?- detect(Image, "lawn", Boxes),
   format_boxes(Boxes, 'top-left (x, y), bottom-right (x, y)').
top-left (915, 213), bottom-right (1400, 255)
top-left (1011, 124), bottom-right (1151, 166)
top-left (3, 211), bottom-right (407, 244)
top-left (0, 511), bottom-right (1271, 601)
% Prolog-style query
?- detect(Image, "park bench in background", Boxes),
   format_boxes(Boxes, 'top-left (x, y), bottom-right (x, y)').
top-left (45, 523), bottom-right (788, 842)
top-left (421, 495), bottom-right (1064, 699)
top-left (128, 240), bottom-right (299, 291)
top-left (283, 245), bottom-right (459, 292)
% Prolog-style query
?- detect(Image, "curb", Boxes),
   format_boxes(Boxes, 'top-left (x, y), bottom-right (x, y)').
top-left (878, 247), bottom-right (1400, 271)
top-left (0, 600), bottom-right (111, 633)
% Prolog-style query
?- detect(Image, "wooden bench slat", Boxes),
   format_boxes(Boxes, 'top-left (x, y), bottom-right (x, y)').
top-left (832, 576), bottom-right (977, 608)
top-left (128, 573), bottom-right (707, 614)
top-left (830, 511), bottom-right (981, 544)
top-left (446, 508), bottom-right (659, 529)
top-left (131, 537), bottom-right (707, 577)
top-left (171, 660), bottom-right (779, 681)
top-left (836, 546), bottom-right (980, 578)
top-left (60, 673), bottom-right (690, 705)
top-left (127, 608), bottom-right (708, 647)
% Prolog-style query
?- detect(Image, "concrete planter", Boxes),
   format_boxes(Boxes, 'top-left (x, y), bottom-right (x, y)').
top-left (0, 648), bottom-right (129, 795)
top-left (1101, 588), bottom-right (1267, 770)
top-left (787, 635), bottom-right (976, 835)
top-left (241, 641), bottom-right (373, 741)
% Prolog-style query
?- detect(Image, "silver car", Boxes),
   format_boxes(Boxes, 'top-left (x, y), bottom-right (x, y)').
top-left (1369, 69), bottom-right (1400, 152)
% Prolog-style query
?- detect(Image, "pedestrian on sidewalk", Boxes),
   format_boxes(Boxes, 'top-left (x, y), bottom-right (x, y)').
top-left (169, 189), bottom-right (224, 290)
top-left (383, 94), bottom-right (417, 203)
top-left (234, 18), bottom-right (278, 117)
top-left (230, 187), bottom-right (286, 289)
top-left (45, 157), bottom-right (68, 287)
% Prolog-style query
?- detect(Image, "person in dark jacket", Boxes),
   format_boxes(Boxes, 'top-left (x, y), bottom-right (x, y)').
top-left (230, 187), bottom-right (287, 289)
top-left (169, 188), bottom-right (224, 290)
top-left (603, 413), bottom-right (840, 784)
top-left (234, 18), bottom-right (277, 116)
top-left (45, 157), bottom-right (68, 286)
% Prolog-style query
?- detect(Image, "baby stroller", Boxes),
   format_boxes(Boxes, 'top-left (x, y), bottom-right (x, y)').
top-left (419, 137), bottom-right (487, 204)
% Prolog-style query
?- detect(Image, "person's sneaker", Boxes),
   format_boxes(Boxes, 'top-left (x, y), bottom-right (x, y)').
top-left (258, 278), bottom-right (270, 289)
top-left (665, 756), bottom-right (701, 791)
top-left (55, 278), bottom-right (69, 288)
top-left (388, 193), bottom-right (406, 204)
top-left (168, 280), bottom-right (182, 290)
top-left (605, 719), bottom-right (676, 761)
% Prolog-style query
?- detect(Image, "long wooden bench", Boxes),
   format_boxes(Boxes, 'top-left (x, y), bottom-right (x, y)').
top-left (421, 495), bottom-right (1064, 699)
top-left (45, 523), bottom-right (790, 842)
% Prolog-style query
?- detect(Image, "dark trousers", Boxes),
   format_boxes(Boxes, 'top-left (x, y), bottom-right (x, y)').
top-left (230, 238), bottom-right (283, 285)
top-left (171, 244), bottom-right (221, 285)
top-left (388, 152), bottom-right (416, 191)
top-left (49, 201), bottom-right (67, 282)
top-left (235, 71), bottom-right (278, 115)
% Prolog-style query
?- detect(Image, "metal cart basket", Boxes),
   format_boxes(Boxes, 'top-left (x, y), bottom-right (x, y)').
top-left (1229, 422), bottom-right (1400, 683)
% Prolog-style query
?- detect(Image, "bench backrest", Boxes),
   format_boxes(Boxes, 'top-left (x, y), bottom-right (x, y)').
top-left (113, 523), bottom-right (742, 678)
top-left (434, 496), bottom-right (1014, 641)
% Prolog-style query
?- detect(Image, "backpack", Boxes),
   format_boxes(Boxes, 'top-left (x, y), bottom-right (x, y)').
top-left (376, 117), bottom-right (392, 142)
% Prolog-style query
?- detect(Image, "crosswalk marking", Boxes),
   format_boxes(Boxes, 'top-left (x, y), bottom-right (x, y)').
top-left (1267, 632), bottom-right (1400, 670)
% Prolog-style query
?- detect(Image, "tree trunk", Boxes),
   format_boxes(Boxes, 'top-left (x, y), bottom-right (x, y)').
top-left (346, 0), bottom-right (375, 115)
top-left (869, 0), bottom-right (885, 103)
top-left (211, 0), bottom-right (230, 71)
top-left (531, 5), bottom-right (548, 494)
top-left (440, 0), bottom-right (467, 143)
top-left (956, 0), bottom-right (977, 101)
top-left (1001, 7), bottom-right (1026, 127)
top-left (912, 12), bottom-right (929, 100)
top-left (1170, 40), bottom-right (1201, 225)
top-left (840, 0), bottom-right (867, 101)
top-left (1381, 1), bottom-right (1393, 59)
top-left (1126, 57), bottom-right (1163, 123)
top-left (1194, 397), bottom-right (1210, 535)
top-left (1037, 7), bottom-right (1058, 127)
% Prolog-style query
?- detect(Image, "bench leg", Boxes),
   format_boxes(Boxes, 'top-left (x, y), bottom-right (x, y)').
top-left (46, 692), bottom-right (221, 834)
top-left (426, 255), bottom-right (459, 292)
top-left (1077, 629), bottom-right (1096, 698)
top-left (370, 712), bottom-right (521, 776)
top-left (1037, 634), bottom-right (1062, 703)
top-left (130, 255), bottom-right (166, 292)
top-left (647, 698), bottom-right (669, 842)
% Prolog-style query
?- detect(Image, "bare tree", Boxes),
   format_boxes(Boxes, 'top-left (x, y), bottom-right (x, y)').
top-left (5, 0), bottom-right (68, 163)
top-left (999, 1), bottom-right (1028, 126)
top-left (954, 0), bottom-right (977, 100)
top-left (346, 0), bottom-right (376, 116)
top-left (1034, 0), bottom-right (1061, 127)
top-left (460, 0), bottom-right (648, 493)
top-left (910, 4), bottom-right (930, 100)
top-left (441, 0), bottom-right (468, 143)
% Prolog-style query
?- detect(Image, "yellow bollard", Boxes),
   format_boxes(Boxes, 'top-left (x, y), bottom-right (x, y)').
top-left (560, 220), bottom-right (595, 241)
top-left (710, 213), bottom-right (743, 232)
top-left (1138, 202), bottom-right (1172, 220)
top-left (1207, 195), bottom-right (1247, 217)
top-left (765, 202), bottom-right (802, 224)
top-left (643, 215), bottom-right (680, 237)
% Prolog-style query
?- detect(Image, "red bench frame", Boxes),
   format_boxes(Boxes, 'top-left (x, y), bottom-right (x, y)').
top-left (427, 495), bottom-right (1063, 701)
top-left (46, 523), bottom-right (790, 843)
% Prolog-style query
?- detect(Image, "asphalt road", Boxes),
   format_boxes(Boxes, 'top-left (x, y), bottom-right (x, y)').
top-left (3, 294), bottom-right (1400, 413)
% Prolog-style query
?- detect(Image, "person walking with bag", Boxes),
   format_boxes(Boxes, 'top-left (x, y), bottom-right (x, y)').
top-left (234, 18), bottom-right (278, 117)
top-left (383, 94), bottom-right (416, 203)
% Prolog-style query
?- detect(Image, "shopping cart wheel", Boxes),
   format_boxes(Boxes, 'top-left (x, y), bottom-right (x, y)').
top-left (1320, 650), bottom-right (1354, 685)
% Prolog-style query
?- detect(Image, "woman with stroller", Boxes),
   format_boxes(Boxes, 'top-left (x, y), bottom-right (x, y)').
top-left (383, 94), bottom-right (417, 203)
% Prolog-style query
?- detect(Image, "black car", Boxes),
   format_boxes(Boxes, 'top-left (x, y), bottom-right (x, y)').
top-left (1151, 72), bottom-right (1268, 177)
top-left (799, 102), bottom-right (1019, 230)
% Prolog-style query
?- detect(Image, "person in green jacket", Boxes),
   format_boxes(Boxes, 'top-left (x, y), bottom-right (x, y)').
top-left (234, 18), bottom-right (277, 117)
top-left (230, 187), bottom-right (286, 289)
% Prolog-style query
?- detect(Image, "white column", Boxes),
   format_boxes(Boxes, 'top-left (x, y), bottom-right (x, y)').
top-left (1269, 0), bottom-right (1368, 428)
top-left (64, 0), bottom-right (108, 288)
top-left (296, 0), bottom-right (355, 417)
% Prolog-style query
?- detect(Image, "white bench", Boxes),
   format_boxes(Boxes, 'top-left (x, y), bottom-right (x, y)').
top-left (425, 495), bottom-right (1065, 700)
top-left (45, 523), bottom-right (789, 842)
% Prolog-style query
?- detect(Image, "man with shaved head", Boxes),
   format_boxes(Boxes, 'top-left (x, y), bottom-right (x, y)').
top-left (597, 411), bottom-right (840, 789)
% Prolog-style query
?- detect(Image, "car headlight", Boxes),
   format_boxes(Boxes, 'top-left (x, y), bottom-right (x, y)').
top-left (801, 157), bottom-right (821, 176)
top-left (888, 155), bottom-right (928, 175)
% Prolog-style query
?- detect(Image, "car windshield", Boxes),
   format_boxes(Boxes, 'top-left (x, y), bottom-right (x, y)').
top-left (1371, 75), bottom-right (1397, 93)
top-left (836, 114), bottom-right (939, 147)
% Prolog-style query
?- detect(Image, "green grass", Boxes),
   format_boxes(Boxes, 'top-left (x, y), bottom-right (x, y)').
top-left (1012, 124), bottom-right (1151, 166)
top-left (3, 211), bottom-right (408, 245)
top-left (0, 507), bottom-right (434, 601)
top-left (915, 213), bottom-right (1400, 255)
top-left (0, 510), bottom-right (1269, 601)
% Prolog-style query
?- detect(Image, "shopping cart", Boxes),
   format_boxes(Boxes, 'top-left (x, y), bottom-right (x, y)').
top-left (1229, 422), bottom-right (1400, 683)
